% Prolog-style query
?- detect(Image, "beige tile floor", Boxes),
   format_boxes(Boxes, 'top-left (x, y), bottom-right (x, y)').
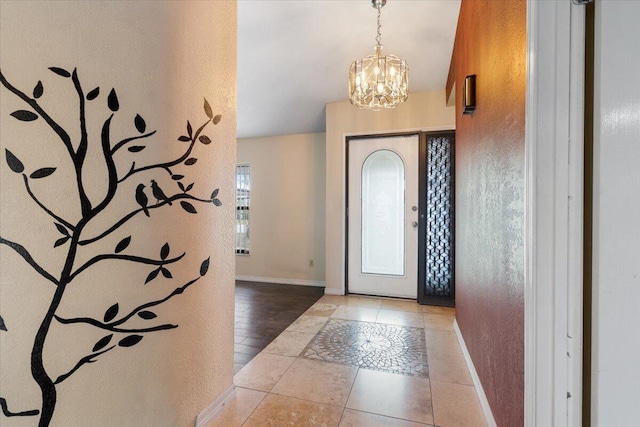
top-left (208, 295), bottom-right (487, 427)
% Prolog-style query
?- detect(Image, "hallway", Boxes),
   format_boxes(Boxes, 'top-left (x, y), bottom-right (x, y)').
top-left (212, 291), bottom-right (486, 426)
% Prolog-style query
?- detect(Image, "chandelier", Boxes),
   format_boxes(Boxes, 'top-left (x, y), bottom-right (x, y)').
top-left (349, 0), bottom-right (408, 110)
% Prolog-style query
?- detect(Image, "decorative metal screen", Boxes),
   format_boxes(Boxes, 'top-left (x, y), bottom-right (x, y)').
top-left (424, 135), bottom-right (454, 299)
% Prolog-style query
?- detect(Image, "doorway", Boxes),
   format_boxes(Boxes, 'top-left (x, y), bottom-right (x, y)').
top-left (346, 131), bottom-right (455, 302)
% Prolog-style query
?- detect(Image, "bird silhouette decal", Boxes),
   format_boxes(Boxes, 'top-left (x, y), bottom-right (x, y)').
top-left (135, 184), bottom-right (150, 217)
top-left (150, 179), bottom-right (172, 205)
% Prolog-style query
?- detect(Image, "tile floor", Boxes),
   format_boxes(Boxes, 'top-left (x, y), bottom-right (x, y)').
top-left (209, 294), bottom-right (487, 427)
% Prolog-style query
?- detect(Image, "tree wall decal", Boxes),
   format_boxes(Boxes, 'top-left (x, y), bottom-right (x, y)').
top-left (0, 66), bottom-right (223, 426)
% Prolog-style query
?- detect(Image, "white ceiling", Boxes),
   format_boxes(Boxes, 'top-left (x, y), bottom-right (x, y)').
top-left (237, 0), bottom-right (461, 139)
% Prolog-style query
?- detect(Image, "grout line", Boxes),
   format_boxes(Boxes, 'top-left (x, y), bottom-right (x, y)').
top-left (425, 326), bottom-right (437, 427)
top-left (338, 366), bottom-right (360, 426)
top-left (238, 387), bottom-right (268, 427)
top-left (340, 407), bottom-right (436, 426)
top-left (264, 390), bottom-right (351, 409)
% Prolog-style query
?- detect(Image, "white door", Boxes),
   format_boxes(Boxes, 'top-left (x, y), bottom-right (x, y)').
top-left (347, 135), bottom-right (419, 299)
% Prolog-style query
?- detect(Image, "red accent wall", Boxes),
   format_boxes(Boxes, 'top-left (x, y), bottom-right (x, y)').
top-left (448, 1), bottom-right (526, 425)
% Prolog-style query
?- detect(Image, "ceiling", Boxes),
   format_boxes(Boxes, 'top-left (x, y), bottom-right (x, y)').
top-left (237, 0), bottom-right (461, 139)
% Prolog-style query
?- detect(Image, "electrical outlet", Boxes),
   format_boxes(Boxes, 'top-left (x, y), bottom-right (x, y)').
top-left (309, 259), bottom-right (314, 268)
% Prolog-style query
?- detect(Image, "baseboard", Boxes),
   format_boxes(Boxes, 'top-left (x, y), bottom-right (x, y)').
top-left (323, 287), bottom-right (344, 295)
top-left (453, 320), bottom-right (498, 427)
top-left (235, 275), bottom-right (325, 287)
top-left (195, 385), bottom-right (236, 427)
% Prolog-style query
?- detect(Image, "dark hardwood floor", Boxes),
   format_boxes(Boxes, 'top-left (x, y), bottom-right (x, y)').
top-left (234, 280), bottom-right (324, 373)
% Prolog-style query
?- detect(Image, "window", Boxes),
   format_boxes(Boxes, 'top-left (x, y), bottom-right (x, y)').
top-left (236, 164), bottom-right (250, 254)
top-left (361, 150), bottom-right (405, 276)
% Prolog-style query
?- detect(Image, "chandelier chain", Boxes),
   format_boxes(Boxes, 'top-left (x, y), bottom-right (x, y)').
top-left (375, 7), bottom-right (382, 47)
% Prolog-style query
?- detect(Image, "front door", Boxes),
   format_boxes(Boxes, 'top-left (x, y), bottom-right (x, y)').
top-left (347, 134), bottom-right (419, 299)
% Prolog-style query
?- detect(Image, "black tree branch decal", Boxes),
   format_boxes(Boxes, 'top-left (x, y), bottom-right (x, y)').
top-left (0, 66), bottom-right (222, 427)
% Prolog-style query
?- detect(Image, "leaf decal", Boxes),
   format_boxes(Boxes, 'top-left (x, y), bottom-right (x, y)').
top-left (160, 243), bottom-right (170, 260)
top-left (200, 257), bottom-right (210, 276)
top-left (11, 110), bottom-right (38, 121)
top-left (160, 267), bottom-right (172, 279)
top-left (5, 150), bottom-right (24, 173)
top-left (204, 98), bottom-right (213, 119)
top-left (115, 236), bottom-right (131, 253)
top-left (108, 88), bottom-right (119, 112)
top-left (33, 81), bottom-right (44, 98)
top-left (103, 303), bottom-right (119, 323)
top-left (87, 87), bottom-right (100, 100)
top-left (0, 314), bottom-right (7, 331)
top-left (213, 199), bottom-right (222, 207)
top-left (212, 115), bottom-right (222, 125)
top-left (185, 183), bottom-right (194, 192)
top-left (184, 158), bottom-right (197, 166)
top-left (138, 311), bottom-right (157, 320)
top-left (118, 335), bottom-right (143, 347)
top-left (199, 135), bottom-right (211, 145)
top-left (49, 67), bottom-right (71, 77)
top-left (187, 121), bottom-right (193, 138)
top-left (180, 201), bottom-right (197, 214)
top-left (30, 167), bottom-right (56, 179)
top-left (178, 182), bottom-right (185, 192)
top-left (134, 114), bottom-right (146, 133)
top-left (211, 189), bottom-right (219, 199)
top-left (145, 269), bottom-right (159, 284)
top-left (171, 174), bottom-right (184, 181)
top-left (92, 334), bottom-right (113, 352)
top-left (54, 236), bottom-right (70, 248)
top-left (128, 146), bottom-right (146, 153)
top-left (54, 223), bottom-right (69, 237)
top-left (178, 135), bottom-right (191, 142)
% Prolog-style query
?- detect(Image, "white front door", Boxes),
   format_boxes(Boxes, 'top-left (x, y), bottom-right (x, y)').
top-left (347, 134), bottom-right (419, 299)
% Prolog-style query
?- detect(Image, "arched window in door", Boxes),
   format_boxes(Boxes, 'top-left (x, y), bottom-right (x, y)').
top-left (361, 149), bottom-right (405, 276)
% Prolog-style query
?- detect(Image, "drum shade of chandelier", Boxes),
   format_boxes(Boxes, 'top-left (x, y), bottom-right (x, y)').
top-left (349, 0), bottom-right (408, 110)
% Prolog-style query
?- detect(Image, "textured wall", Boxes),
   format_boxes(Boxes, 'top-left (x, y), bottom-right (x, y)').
top-left (0, 1), bottom-right (236, 426)
top-left (448, 0), bottom-right (526, 425)
top-left (236, 133), bottom-right (326, 284)
top-left (325, 91), bottom-right (455, 294)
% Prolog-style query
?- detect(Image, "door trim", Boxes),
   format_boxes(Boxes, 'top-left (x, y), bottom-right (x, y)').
top-left (345, 132), bottom-right (421, 297)
top-left (525, 1), bottom-right (585, 425)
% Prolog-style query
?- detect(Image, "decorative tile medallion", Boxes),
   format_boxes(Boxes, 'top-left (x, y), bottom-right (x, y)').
top-left (302, 319), bottom-right (428, 377)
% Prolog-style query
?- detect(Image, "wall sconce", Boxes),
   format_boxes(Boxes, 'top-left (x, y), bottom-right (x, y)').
top-left (462, 75), bottom-right (476, 115)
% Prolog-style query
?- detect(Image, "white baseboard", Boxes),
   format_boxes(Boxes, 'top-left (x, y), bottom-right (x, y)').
top-left (235, 275), bottom-right (325, 287)
top-left (454, 319), bottom-right (498, 427)
top-left (195, 385), bottom-right (236, 427)
top-left (323, 287), bottom-right (344, 295)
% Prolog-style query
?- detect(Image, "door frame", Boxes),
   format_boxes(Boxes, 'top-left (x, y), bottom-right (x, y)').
top-left (345, 131), bottom-right (421, 297)
top-left (525, 1), bottom-right (585, 425)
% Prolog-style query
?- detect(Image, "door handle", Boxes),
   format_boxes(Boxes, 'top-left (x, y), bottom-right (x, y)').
top-left (411, 221), bottom-right (418, 228)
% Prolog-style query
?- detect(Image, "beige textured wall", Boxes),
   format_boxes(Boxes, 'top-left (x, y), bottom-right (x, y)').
top-left (0, 1), bottom-right (236, 426)
top-left (236, 133), bottom-right (326, 285)
top-left (325, 90), bottom-right (455, 293)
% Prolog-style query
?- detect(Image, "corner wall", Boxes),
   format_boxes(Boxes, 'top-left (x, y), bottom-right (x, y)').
top-left (447, 0), bottom-right (526, 425)
top-left (236, 133), bottom-right (326, 285)
top-left (325, 91), bottom-right (455, 294)
top-left (0, 1), bottom-right (236, 425)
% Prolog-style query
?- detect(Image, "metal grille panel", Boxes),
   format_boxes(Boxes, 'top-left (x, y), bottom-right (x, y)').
top-left (425, 135), bottom-right (454, 298)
